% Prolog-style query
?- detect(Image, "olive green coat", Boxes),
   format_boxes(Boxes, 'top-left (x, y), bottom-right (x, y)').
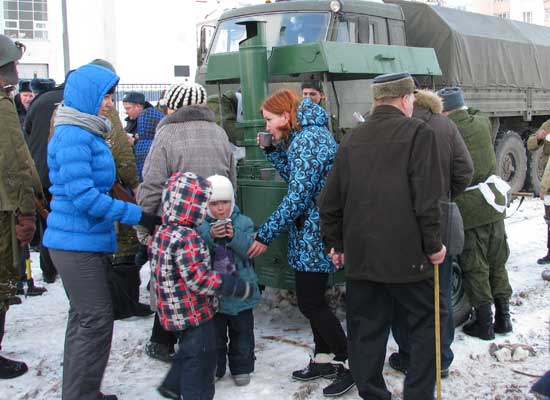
top-left (529, 119), bottom-right (550, 194)
top-left (105, 108), bottom-right (140, 258)
top-left (448, 108), bottom-right (506, 230)
top-left (0, 92), bottom-right (36, 309)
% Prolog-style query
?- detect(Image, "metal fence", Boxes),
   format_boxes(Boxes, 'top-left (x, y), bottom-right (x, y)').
top-left (114, 83), bottom-right (172, 110)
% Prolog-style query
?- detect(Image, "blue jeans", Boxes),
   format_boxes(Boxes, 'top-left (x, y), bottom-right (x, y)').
top-left (161, 319), bottom-right (217, 400)
top-left (391, 256), bottom-right (454, 370)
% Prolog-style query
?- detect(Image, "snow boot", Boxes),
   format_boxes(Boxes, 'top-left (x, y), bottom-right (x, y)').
top-left (494, 299), bottom-right (512, 334)
top-left (8, 296), bottom-right (21, 306)
top-left (323, 364), bottom-right (356, 397)
top-left (157, 385), bottom-right (180, 399)
top-left (97, 393), bottom-right (118, 400)
top-left (0, 355), bottom-right (28, 379)
top-left (15, 281), bottom-right (24, 296)
top-left (25, 279), bottom-right (47, 296)
top-left (388, 352), bottom-right (408, 374)
top-left (145, 341), bottom-right (174, 363)
top-left (463, 303), bottom-right (495, 340)
top-left (537, 251), bottom-right (550, 265)
top-left (292, 354), bottom-right (338, 381)
top-left (233, 373), bottom-right (251, 386)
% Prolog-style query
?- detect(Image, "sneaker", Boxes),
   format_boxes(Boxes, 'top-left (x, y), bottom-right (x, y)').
top-left (0, 356), bottom-right (28, 379)
top-left (537, 253), bottom-right (550, 264)
top-left (323, 366), bottom-right (355, 397)
top-left (292, 357), bottom-right (337, 381)
top-left (233, 373), bottom-right (251, 386)
top-left (145, 342), bottom-right (174, 363)
top-left (388, 352), bottom-right (408, 374)
top-left (157, 385), bottom-right (180, 399)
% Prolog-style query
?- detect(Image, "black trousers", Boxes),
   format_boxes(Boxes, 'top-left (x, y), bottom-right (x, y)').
top-left (151, 312), bottom-right (177, 349)
top-left (295, 271), bottom-right (347, 361)
top-left (347, 278), bottom-right (447, 400)
top-left (0, 311), bottom-right (5, 350)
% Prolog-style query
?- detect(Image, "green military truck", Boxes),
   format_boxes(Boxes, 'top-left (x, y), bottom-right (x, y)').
top-left (196, 0), bottom-right (550, 324)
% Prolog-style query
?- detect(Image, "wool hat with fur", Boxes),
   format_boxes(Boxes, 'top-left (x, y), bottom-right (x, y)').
top-left (206, 174), bottom-right (235, 219)
top-left (123, 91), bottom-right (145, 105)
top-left (18, 79), bottom-right (31, 93)
top-left (437, 86), bottom-right (465, 112)
top-left (165, 82), bottom-right (207, 110)
top-left (372, 72), bottom-right (416, 100)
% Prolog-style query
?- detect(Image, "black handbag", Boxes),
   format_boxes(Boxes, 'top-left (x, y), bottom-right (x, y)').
top-left (439, 199), bottom-right (464, 256)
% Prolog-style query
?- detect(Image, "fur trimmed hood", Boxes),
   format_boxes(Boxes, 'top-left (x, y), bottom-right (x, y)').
top-left (157, 105), bottom-right (215, 130)
top-left (414, 89), bottom-right (443, 115)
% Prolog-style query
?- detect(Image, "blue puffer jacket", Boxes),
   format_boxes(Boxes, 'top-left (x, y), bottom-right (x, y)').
top-left (256, 98), bottom-right (338, 273)
top-left (44, 64), bottom-right (142, 253)
top-left (199, 205), bottom-right (261, 315)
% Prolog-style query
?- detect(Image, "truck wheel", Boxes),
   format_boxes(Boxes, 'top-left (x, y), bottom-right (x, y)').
top-left (527, 147), bottom-right (545, 194)
top-left (495, 131), bottom-right (527, 193)
top-left (451, 258), bottom-right (471, 327)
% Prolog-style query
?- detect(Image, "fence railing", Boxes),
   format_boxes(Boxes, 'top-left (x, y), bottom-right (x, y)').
top-left (114, 83), bottom-right (172, 110)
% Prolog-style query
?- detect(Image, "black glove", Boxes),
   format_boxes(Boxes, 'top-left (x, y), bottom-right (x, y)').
top-left (220, 275), bottom-right (254, 299)
top-left (139, 212), bottom-right (162, 235)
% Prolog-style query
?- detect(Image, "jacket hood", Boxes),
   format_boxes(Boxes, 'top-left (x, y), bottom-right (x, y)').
top-left (63, 64), bottom-right (119, 115)
top-left (161, 172), bottom-right (212, 227)
top-left (157, 104), bottom-right (215, 131)
top-left (414, 89), bottom-right (443, 115)
top-left (137, 107), bottom-right (164, 140)
top-left (297, 97), bottom-right (328, 128)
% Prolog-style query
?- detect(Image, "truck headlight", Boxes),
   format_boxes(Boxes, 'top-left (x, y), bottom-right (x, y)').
top-left (329, 0), bottom-right (342, 13)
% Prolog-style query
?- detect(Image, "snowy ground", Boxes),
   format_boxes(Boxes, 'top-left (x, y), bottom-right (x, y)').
top-left (3, 198), bottom-right (549, 400)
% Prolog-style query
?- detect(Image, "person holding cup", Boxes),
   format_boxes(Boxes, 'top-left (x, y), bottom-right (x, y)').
top-left (248, 89), bottom-right (355, 397)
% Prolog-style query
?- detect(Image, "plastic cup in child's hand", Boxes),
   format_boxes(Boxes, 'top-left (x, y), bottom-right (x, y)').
top-left (258, 132), bottom-right (272, 148)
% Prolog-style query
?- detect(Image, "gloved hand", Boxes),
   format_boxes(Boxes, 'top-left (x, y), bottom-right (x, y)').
top-left (15, 214), bottom-right (36, 245)
top-left (220, 275), bottom-right (255, 300)
top-left (138, 212), bottom-right (162, 235)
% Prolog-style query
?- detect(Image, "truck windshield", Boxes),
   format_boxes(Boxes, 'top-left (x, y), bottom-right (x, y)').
top-left (209, 12), bottom-right (330, 56)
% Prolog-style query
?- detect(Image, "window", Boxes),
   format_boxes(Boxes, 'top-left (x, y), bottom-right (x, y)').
top-left (2, 0), bottom-right (48, 40)
top-left (523, 11), bottom-right (532, 23)
top-left (494, 12), bottom-right (509, 19)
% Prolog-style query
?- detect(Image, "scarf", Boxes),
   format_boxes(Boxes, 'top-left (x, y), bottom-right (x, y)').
top-left (54, 103), bottom-right (112, 137)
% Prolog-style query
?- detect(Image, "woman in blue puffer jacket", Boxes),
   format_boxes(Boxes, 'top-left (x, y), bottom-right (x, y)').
top-left (248, 90), bottom-right (354, 396)
top-left (44, 63), bottom-right (159, 400)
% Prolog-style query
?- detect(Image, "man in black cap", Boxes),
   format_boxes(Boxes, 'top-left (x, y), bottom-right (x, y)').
top-left (14, 80), bottom-right (33, 128)
top-left (319, 72), bottom-right (446, 400)
top-left (123, 91), bottom-right (153, 137)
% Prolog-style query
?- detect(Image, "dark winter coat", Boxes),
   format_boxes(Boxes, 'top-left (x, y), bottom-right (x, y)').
top-left (199, 205), bottom-right (261, 316)
top-left (319, 105), bottom-right (443, 283)
top-left (448, 108), bottom-right (506, 230)
top-left (24, 85), bottom-right (64, 192)
top-left (14, 93), bottom-right (27, 128)
top-left (150, 172), bottom-right (224, 331)
top-left (256, 97), bottom-right (338, 273)
top-left (134, 107), bottom-right (164, 181)
top-left (413, 90), bottom-right (473, 200)
top-left (124, 101), bottom-right (153, 134)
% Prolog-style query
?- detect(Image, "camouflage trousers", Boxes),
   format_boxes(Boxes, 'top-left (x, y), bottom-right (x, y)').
top-left (458, 219), bottom-right (512, 308)
top-left (0, 212), bottom-right (21, 311)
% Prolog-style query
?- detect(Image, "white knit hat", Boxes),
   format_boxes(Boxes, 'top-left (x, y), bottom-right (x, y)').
top-left (206, 175), bottom-right (235, 218)
top-left (164, 82), bottom-right (207, 110)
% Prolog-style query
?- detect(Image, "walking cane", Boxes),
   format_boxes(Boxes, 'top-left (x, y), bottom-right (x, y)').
top-left (434, 263), bottom-right (442, 400)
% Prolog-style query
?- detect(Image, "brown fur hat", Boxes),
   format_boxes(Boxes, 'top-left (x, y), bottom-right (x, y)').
top-left (414, 89), bottom-right (443, 114)
top-left (372, 72), bottom-right (416, 100)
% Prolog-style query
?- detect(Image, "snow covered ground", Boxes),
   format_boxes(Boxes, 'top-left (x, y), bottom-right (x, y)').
top-left (2, 198), bottom-right (549, 399)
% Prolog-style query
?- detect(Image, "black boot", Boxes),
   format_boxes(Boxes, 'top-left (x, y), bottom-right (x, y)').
top-left (537, 251), bottom-right (550, 265)
top-left (292, 355), bottom-right (338, 381)
top-left (494, 299), bottom-right (513, 334)
top-left (0, 355), bottom-right (28, 379)
top-left (26, 278), bottom-right (47, 296)
top-left (15, 281), bottom-right (24, 296)
top-left (463, 304), bottom-right (495, 340)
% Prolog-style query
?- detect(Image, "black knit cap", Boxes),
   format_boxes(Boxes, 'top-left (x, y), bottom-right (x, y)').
top-left (123, 91), bottom-right (145, 105)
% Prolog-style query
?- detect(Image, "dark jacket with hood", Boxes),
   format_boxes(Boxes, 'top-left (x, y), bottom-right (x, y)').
top-left (125, 101), bottom-right (153, 134)
top-left (319, 104), bottom-right (443, 283)
top-left (150, 172), bottom-right (224, 332)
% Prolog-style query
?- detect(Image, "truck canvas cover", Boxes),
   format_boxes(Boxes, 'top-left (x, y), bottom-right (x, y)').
top-left (386, 0), bottom-right (550, 90)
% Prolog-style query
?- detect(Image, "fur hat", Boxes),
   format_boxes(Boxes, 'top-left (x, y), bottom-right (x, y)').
top-left (372, 72), bottom-right (416, 100)
top-left (123, 91), bottom-right (145, 105)
top-left (30, 78), bottom-right (56, 94)
top-left (18, 79), bottom-right (31, 93)
top-left (206, 175), bottom-right (235, 219)
top-left (165, 82), bottom-right (207, 110)
top-left (437, 87), bottom-right (465, 112)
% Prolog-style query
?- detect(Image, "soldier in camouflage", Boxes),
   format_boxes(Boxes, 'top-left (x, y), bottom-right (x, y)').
top-left (0, 33), bottom-right (35, 379)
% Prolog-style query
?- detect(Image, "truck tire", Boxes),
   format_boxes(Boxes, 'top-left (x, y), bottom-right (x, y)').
top-left (451, 258), bottom-right (471, 327)
top-left (527, 147), bottom-right (545, 194)
top-left (495, 131), bottom-right (527, 193)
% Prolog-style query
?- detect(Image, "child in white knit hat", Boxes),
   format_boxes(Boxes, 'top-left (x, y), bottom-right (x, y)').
top-left (198, 175), bottom-right (261, 387)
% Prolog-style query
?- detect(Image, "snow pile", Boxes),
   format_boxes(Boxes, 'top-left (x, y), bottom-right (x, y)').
top-left (2, 198), bottom-right (549, 399)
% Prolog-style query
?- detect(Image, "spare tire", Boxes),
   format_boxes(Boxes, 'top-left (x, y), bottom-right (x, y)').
top-left (495, 131), bottom-right (528, 193)
top-left (451, 258), bottom-right (471, 327)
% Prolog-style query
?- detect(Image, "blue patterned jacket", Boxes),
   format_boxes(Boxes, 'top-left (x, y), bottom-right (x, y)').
top-left (134, 107), bottom-right (164, 181)
top-left (256, 98), bottom-right (338, 273)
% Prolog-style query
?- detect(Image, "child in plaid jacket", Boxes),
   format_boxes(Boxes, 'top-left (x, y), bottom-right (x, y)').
top-left (149, 171), bottom-right (254, 400)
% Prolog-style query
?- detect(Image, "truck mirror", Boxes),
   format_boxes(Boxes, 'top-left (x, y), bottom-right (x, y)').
top-left (198, 25), bottom-right (216, 65)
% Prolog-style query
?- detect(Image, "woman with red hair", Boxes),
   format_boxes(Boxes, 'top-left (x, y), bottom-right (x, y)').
top-left (248, 89), bottom-right (354, 397)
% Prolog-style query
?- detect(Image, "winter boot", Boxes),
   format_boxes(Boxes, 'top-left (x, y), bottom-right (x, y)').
top-left (463, 303), bottom-right (495, 340)
top-left (292, 354), bottom-right (338, 381)
top-left (25, 278), bottom-right (47, 296)
top-left (494, 299), bottom-right (513, 334)
top-left (145, 341), bottom-right (174, 363)
top-left (15, 281), bottom-right (24, 296)
top-left (323, 364), bottom-right (356, 397)
top-left (233, 373), bottom-right (251, 386)
top-left (0, 355), bottom-right (28, 379)
top-left (157, 385), bottom-right (180, 399)
top-left (133, 302), bottom-right (154, 317)
top-left (8, 296), bottom-right (21, 306)
top-left (537, 251), bottom-right (550, 265)
top-left (97, 393), bottom-right (118, 400)
top-left (388, 352), bottom-right (408, 374)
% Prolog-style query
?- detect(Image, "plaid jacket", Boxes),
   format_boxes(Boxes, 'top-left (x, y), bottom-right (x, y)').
top-left (150, 171), bottom-right (223, 331)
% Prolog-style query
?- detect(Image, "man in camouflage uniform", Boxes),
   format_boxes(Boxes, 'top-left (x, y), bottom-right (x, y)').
top-left (527, 119), bottom-right (550, 264)
top-left (0, 33), bottom-right (36, 378)
top-left (439, 87), bottom-right (513, 340)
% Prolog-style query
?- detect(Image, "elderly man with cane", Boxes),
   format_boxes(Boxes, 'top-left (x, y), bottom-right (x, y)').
top-left (319, 72), bottom-right (447, 400)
